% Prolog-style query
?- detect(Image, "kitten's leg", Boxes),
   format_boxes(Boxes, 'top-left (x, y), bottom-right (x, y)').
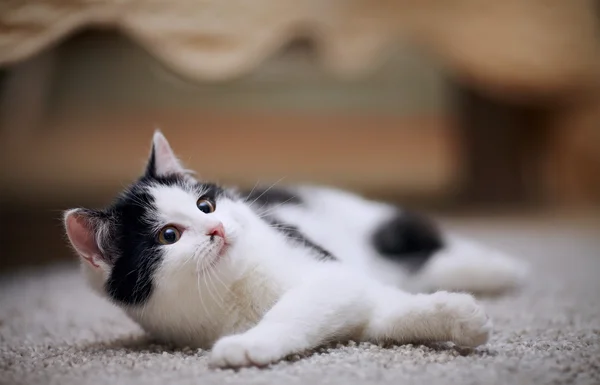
top-left (209, 270), bottom-right (373, 368)
top-left (365, 288), bottom-right (492, 348)
top-left (409, 236), bottom-right (530, 295)
top-left (209, 269), bottom-right (491, 368)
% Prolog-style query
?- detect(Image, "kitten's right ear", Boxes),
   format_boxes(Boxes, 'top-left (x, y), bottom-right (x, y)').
top-left (145, 130), bottom-right (188, 178)
top-left (64, 209), bottom-right (111, 269)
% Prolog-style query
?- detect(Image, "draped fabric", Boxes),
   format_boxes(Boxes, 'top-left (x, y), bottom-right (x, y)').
top-left (1, 0), bottom-right (599, 96)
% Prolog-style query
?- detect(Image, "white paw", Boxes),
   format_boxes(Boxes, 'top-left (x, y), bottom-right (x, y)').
top-left (209, 334), bottom-right (285, 368)
top-left (433, 292), bottom-right (492, 347)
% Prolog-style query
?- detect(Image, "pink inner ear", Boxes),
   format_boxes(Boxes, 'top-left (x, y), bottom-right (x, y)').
top-left (152, 131), bottom-right (185, 176)
top-left (65, 212), bottom-right (102, 268)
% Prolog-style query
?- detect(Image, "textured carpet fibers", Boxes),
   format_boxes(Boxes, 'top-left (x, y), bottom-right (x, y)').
top-left (1, 219), bottom-right (599, 385)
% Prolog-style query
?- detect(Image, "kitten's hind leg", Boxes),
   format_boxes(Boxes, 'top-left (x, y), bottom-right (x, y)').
top-left (409, 237), bottom-right (530, 295)
top-left (365, 288), bottom-right (492, 348)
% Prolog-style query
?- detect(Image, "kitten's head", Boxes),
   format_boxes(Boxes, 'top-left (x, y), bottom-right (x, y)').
top-left (63, 131), bottom-right (253, 307)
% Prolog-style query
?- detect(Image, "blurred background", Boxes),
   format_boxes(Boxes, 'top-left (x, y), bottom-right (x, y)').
top-left (1, 0), bottom-right (599, 272)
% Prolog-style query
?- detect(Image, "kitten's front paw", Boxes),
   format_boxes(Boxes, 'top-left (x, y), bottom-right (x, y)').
top-left (433, 292), bottom-right (492, 347)
top-left (209, 334), bottom-right (285, 368)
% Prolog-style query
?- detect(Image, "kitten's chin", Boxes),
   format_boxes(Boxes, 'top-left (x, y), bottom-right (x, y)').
top-left (197, 240), bottom-right (230, 275)
top-left (218, 243), bottom-right (230, 257)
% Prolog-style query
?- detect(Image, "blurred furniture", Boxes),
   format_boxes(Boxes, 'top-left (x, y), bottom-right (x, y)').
top-left (0, 31), bottom-right (456, 206)
top-left (2, 0), bottom-right (598, 93)
top-left (1, 0), bottom-right (599, 207)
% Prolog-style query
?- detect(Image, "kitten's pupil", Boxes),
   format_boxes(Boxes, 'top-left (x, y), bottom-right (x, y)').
top-left (197, 197), bottom-right (216, 214)
top-left (163, 229), bottom-right (177, 242)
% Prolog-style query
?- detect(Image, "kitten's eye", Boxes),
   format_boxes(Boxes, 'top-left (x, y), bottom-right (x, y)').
top-left (197, 197), bottom-right (216, 214)
top-left (158, 226), bottom-right (181, 245)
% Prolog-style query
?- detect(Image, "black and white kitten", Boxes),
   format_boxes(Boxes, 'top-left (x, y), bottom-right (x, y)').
top-left (63, 131), bottom-right (528, 368)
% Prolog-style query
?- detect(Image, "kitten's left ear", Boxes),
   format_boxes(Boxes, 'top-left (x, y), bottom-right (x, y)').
top-left (63, 208), bottom-right (111, 269)
top-left (145, 130), bottom-right (187, 177)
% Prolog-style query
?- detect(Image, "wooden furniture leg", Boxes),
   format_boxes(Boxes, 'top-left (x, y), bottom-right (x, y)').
top-left (453, 84), bottom-right (550, 207)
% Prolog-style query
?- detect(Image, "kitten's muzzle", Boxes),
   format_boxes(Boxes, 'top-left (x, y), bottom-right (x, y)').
top-left (208, 223), bottom-right (226, 241)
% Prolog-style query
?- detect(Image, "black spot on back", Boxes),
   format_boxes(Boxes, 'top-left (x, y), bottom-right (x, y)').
top-left (267, 218), bottom-right (337, 262)
top-left (243, 186), bottom-right (302, 206)
top-left (372, 210), bottom-right (444, 272)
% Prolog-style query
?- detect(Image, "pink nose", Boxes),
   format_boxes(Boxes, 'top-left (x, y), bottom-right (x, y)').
top-left (208, 223), bottom-right (225, 239)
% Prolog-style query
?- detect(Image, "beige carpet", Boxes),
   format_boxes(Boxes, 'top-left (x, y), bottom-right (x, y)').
top-left (1, 218), bottom-right (600, 385)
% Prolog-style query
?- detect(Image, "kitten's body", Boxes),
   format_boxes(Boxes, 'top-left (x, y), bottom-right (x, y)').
top-left (246, 184), bottom-right (527, 295)
top-left (64, 132), bottom-right (528, 368)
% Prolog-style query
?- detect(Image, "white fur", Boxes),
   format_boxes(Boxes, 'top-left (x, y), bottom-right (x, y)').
top-left (262, 185), bottom-right (530, 294)
top-left (67, 132), bottom-right (529, 368)
top-left (408, 236), bottom-right (530, 294)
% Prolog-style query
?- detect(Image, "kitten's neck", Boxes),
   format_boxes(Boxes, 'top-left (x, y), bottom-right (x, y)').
top-left (127, 208), bottom-right (321, 348)
top-left (230, 215), bottom-right (318, 286)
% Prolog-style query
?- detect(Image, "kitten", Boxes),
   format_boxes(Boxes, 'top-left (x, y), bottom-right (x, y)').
top-left (63, 131), bottom-right (526, 368)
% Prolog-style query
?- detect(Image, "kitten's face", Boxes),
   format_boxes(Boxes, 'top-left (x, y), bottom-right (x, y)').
top-left (64, 132), bottom-right (252, 307)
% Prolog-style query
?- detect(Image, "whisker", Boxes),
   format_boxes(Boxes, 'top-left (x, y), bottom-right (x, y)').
top-left (195, 255), bottom-right (215, 328)
top-left (207, 269), bottom-right (227, 313)
top-left (246, 177), bottom-right (286, 208)
top-left (194, 244), bottom-right (226, 311)
top-left (205, 257), bottom-right (227, 305)
top-left (243, 180), bottom-right (261, 203)
top-left (211, 265), bottom-right (233, 297)
top-left (256, 196), bottom-right (298, 217)
top-left (178, 247), bottom-right (201, 269)
top-left (203, 266), bottom-right (225, 313)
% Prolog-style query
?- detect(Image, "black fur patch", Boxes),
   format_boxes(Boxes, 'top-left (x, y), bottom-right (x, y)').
top-left (104, 184), bottom-right (160, 305)
top-left (267, 218), bottom-right (337, 262)
top-left (243, 186), bottom-right (302, 207)
top-left (371, 210), bottom-right (444, 272)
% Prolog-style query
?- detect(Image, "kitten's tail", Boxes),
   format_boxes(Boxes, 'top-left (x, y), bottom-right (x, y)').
top-left (409, 236), bottom-right (530, 296)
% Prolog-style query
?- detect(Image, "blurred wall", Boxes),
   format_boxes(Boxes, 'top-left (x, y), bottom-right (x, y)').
top-left (1, 29), bottom-right (599, 272)
top-left (0, 30), bottom-right (459, 206)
